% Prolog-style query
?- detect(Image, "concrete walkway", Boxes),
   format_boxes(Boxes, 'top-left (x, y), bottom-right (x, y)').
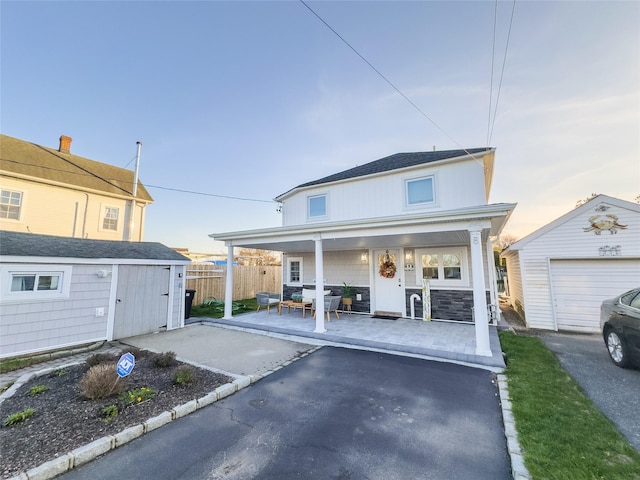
top-left (189, 309), bottom-right (506, 371)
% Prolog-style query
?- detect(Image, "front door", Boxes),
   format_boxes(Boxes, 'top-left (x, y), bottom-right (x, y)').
top-left (373, 249), bottom-right (405, 315)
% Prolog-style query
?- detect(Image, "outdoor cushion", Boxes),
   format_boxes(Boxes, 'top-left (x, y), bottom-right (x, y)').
top-left (302, 288), bottom-right (331, 302)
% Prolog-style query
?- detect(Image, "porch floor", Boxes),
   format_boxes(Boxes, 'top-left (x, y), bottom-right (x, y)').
top-left (190, 309), bottom-right (506, 371)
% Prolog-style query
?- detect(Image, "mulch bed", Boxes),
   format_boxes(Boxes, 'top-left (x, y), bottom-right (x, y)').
top-left (0, 351), bottom-right (232, 479)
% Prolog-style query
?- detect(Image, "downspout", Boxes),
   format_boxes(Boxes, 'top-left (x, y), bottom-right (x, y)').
top-left (81, 193), bottom-right (89, 238)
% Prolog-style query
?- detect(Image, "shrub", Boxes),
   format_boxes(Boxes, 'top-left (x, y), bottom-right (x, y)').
top-left (174, 366), bottom-right (194, 386)
top-left (120, 387), bottom-right (156, 406)
top-left (102, 405), bottom-right (118, 422)
top-left (28, 385), bottom-right (49, 396)
top-left (55, 369), bottom-right (68, 377)
top-left (153, 351), bottom-right (177, 368)
top-left (4, 408), bottom-right (35, 426)
top-left (86, 353), bottom-right (116, 367)
top-left (79, 364), bottom-right (126, 399)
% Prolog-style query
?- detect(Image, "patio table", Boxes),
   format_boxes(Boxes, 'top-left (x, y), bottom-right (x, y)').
top-left (278, 300), bottom-right (313, 318)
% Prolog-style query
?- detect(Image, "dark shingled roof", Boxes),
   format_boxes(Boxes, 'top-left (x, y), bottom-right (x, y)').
top-left (0, 134), bottom-right (153, 202)
top-left (1, 231), bottom-right (189, 261)
top-left (286, 148), bottom-right (491, 194)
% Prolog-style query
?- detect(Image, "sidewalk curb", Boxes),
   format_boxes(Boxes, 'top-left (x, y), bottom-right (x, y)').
top-left (497, 374), bottom-right (532, 480)
top-left (5, 346), bottom-right (321, 480)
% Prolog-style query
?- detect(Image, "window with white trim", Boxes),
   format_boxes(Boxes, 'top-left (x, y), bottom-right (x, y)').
top-left (0, 189), bottom-right (23, 220)
top-left (102, 206), bottom-right (119, 231)
top-left (307, 194), bottom-right (327, 219)
top-left (287, 257), bottom-right (303, 285)
top-left (1, 265), bottom-right (72, 302)
top-left (415, 248), bottom-right (468, 286)
top-left (405, 176), bottom-right (435, 207)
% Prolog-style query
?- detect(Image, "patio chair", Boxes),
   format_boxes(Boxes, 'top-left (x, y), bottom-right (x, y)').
top-left (312, 295), bottom-right (342, 322)
top-left (256, 292), bottom-right (280, 313)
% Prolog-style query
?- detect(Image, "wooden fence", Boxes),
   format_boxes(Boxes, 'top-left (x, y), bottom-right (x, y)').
top-left (185, 264), bottom-right (282, 305)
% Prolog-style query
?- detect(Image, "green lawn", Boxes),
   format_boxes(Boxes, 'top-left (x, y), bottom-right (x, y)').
top-left (500, 331), bottom-right (640, 479)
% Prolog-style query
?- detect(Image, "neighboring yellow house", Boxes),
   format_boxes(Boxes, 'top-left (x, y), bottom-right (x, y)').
top-left (0, 134), bottom-right (153, 241)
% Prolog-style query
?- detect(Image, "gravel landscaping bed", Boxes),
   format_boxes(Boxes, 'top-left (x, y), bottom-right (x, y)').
top-left (0, 351), bottom-right (232, 479)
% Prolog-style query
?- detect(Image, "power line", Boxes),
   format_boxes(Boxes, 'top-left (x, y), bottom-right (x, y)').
top-left (0, 157), bottom-right (276, 204)
top-left (488, 0), bottom-right (517, 146)
top-left (299, 0), bottom-right (485, 164)
top-left (487, 0), bottom-right (499, 147)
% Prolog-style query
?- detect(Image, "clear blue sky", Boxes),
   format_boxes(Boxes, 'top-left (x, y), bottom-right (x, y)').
top-left (2, 1), bottom-right (638, 253)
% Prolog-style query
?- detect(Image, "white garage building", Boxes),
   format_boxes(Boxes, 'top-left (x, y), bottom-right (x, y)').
top-left (501, 195), bottom-right (640, 332)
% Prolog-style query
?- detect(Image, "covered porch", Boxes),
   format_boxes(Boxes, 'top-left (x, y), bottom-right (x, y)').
top-left (211, 203), bottom-right (514, 360)
top-left (190, 308), bottom-right (506, 371)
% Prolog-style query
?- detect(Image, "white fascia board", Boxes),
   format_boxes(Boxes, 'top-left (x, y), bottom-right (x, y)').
top-left (0, 255), bottom-right (190, 266)
top-left (211, 202), bottom-right (516, 244)
top-left (274, 150), bottom-right (496, 202)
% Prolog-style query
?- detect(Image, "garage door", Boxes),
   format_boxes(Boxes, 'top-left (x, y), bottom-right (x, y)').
top-left (550, 259), bottom-right (640, 332)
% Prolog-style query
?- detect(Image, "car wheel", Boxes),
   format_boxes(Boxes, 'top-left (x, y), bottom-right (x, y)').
top-left (605, 329), bottom-right (630, 368)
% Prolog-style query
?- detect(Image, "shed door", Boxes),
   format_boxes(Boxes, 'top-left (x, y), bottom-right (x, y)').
top-left (550, 259), bottom-right (640, 332)
top-left (113, 265), bottom-right (171, 339)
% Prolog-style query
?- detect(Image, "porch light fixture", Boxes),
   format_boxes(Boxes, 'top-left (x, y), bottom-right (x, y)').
top-left (360, 251), bottom-right (368, 264)
top-left (405, 250), bottom-right (414, 262)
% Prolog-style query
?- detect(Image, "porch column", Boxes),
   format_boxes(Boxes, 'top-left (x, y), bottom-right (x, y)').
top-left (469, 227), bottom-right (491, 356)
top-left (223, 244), bottom-right (234, 319)
top-left (486, 237), bottom-right (498, 323)
top-left (314, 234), bottom-right (326, 333)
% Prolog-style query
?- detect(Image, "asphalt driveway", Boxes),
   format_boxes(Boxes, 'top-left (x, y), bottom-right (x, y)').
top-left (539, 331), bottom-right (640, 452)
top-left (59, 347), bottom-right (511, 480)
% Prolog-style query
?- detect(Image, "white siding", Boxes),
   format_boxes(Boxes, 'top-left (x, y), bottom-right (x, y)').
top-left (169, 265), bottom-right (185, 329)
top-left (503, 252), bottom-right (525, 320)
top-left (0, 264), bottom-right (112, 358)
top-left (0, 176), bottom-right (146, 241)
top-left (512, 201), bottom-right (640, 331)
top-left (281, 159), bottom-right (487, 226)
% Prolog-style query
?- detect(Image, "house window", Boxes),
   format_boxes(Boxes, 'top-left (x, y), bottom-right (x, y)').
top-left (0, 189), bottom-right (23, 220)
top-left (308, 194), bottom-right (327, 219)
top-left (416, 248), bottom-right (467, 286)
top-left (406, 176), bottom-right (434, 206)
top-left (287, 257), bottom-right (303, 285)
top-left (102, 206), bottom-right (119, 231)
top-left (1, 265), bottom-right (72, 303)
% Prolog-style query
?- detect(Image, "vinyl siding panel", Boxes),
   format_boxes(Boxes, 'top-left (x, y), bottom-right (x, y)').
top-left (0, 264), bottom-right (111, 358)
top-left (0, 176), bottom-right (146, 241)
top-left (282, 159), bottom-right (487, 226)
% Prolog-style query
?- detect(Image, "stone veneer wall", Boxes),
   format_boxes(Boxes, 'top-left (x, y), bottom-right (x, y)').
top-left (405, 289), bottom-right (492, 323)
top-left (283, 285), bottom-right (371, 313)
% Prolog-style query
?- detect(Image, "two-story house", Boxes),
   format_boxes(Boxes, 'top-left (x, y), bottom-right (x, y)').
top-left (0, 134), bottom-right (153, 241)
top-left (211, 149), bottom-right (515, 356)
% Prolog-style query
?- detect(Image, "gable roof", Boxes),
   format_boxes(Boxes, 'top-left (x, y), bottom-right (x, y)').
top-left (503, 194), bottom-right (640, 253)
top-left (276, 148), bottom-right (493, 200)
top-left (0, 134), bottom-right (153, 203)
top-left (0, 231), bottom-right (188, 261)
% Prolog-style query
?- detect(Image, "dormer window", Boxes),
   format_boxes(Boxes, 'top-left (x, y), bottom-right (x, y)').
top-left (406, 175), bottom-right (435, 206)
top-left (308, 194), bottom-right (327, 219)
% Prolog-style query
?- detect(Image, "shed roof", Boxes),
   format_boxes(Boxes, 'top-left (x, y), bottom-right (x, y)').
top-left (0, 134), bottom-right (153, 202)
top-left (276, 148), bottom-right (492, 200)
top-left (0, 231), bottom-right (188, 261)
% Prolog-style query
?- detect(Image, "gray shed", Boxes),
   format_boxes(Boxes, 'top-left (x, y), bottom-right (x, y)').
top-left (0, 231), bottom-right (190, 358)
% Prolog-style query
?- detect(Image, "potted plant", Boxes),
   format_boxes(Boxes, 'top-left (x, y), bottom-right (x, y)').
top-left (341, 282), bottom-right (354, 308)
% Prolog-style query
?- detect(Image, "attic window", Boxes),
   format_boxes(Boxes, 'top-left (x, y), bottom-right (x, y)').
top-left (406, 176), bottom-right (435, 206)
